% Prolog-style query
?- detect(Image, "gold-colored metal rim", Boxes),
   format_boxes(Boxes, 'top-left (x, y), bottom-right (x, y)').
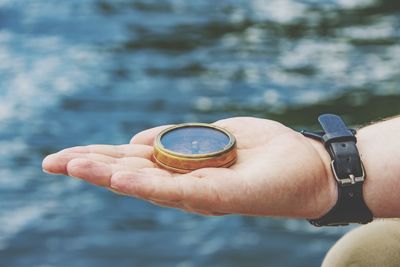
top-left (153, 155), bottom-right (237, 174)
top-left (153, 123), bottom-right (237, 173)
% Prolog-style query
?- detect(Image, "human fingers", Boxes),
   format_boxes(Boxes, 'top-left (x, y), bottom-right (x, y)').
top-left (64, 157), bottom-right (154, 186)
top-left (42, 144), bottom-right (153, 174)
top-left (130, 125), bottom-right (173, 145)
top-left (60, 144), bottom-right (153, 159)
top-left (43, 152), bottom-right (115, 175)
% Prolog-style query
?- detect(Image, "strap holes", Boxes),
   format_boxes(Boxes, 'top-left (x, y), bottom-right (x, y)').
top-left (341, 143), bottom-right (346, 147)
top-left (347, 157), bottom-right (351, 162)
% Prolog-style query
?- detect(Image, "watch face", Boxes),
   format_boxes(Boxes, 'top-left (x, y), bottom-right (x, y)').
top-left (160, 125), bottom-right (231, 155)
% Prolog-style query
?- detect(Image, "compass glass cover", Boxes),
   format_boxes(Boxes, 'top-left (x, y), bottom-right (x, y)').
top-left (160, 126), bottom-right (230, 155)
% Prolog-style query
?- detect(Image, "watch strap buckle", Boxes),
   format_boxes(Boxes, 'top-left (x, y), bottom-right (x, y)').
top-left (330, 160), bottom-right (365, 186)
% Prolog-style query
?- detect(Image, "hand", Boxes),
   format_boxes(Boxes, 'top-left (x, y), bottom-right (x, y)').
top-left (42, 117), bottom-right (336, 218)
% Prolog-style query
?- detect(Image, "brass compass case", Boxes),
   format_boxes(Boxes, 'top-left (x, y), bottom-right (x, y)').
top-left (153, 123), bottom-right (237, 173)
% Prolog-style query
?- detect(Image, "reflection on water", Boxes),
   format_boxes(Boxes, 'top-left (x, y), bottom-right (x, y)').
top-left (0, 0), bottom-right (399, 266)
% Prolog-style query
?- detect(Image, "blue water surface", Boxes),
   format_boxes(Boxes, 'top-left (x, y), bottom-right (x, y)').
top-left (0, 0), bottom-right (399, 266)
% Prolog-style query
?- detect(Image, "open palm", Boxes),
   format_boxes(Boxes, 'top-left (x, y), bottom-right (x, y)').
top-left (42, 117), bottom-right (335, 218)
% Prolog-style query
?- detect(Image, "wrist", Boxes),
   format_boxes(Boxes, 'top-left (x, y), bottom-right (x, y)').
top-left (306, 137), bottom-right (338, 218)
top-left (300, 114), bottom-right (400, 225)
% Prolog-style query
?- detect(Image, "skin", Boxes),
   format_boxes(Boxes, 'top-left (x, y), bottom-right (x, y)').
top-left (42, 116), bottom-right (400, 219)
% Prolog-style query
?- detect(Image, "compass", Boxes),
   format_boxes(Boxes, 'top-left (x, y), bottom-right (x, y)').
top-left (153, 123), bottom-right (237, 173)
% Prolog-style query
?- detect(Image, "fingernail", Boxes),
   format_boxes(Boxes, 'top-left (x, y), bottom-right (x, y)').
top-left (42, 168), bottom-right (57, 175)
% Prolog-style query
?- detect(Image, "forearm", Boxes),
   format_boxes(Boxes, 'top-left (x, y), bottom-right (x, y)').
top-left (357, 116), bottom-right (400, 218)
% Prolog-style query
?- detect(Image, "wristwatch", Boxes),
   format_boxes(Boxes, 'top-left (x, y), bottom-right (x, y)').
top-left (301, 114), bottom-right (373, 226)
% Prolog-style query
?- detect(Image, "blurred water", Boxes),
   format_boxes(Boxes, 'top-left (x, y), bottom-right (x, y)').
top-left (0, 0), bottom-right (399, 266)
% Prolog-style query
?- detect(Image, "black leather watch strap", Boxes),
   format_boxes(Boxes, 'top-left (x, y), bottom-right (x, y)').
top-left (301, 114), bottom-right (373, 226)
